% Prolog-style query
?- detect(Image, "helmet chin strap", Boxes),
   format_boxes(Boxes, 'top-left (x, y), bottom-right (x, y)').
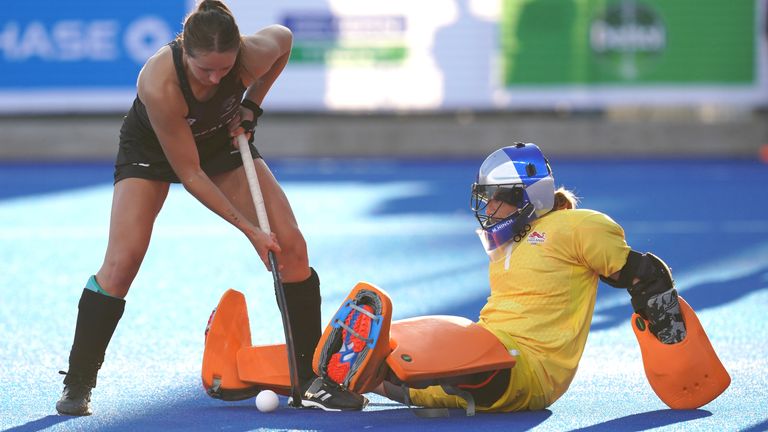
top-left (481, 203), bottom-right (536, 250)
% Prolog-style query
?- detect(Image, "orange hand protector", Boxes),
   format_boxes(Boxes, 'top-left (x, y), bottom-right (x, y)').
top-left (632, 296), bottom-right (730, 409)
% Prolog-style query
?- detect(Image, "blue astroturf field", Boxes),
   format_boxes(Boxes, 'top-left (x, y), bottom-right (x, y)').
top-left (1, 157), bottom-right (767, 432)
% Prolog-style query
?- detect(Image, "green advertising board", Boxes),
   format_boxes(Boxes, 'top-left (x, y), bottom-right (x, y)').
top-left (501, 0), bottom-right (756, 85)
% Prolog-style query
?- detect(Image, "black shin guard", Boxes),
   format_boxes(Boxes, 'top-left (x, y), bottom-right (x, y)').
top-left (65, 289), bottom-right (126, 386)
top-left (281, 268), bottom-right (321, 384)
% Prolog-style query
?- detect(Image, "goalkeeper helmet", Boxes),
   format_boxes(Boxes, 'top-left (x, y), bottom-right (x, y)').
top-left (471, 143), bottom-right (555, 250)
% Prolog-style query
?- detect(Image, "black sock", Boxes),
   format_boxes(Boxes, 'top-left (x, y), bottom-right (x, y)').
top-left (281, 268), bottom-right (321, 384)
top-left (65, 288), bottom-right (125, 387)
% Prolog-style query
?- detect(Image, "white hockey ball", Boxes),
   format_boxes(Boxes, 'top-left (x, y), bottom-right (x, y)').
top-left (255, 390), bottom-right (279, 413)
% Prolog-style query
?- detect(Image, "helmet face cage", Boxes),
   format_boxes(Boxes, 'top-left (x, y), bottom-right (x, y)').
top-left (471, 183), bottom-right (526, 229)
top-left (471, 143), bottom-right (555, 251)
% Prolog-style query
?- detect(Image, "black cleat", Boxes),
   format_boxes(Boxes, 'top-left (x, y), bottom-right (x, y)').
top-left (56, 371), bottom-right (94, 416)
top-left (289, 377), bottom-right (368, 411)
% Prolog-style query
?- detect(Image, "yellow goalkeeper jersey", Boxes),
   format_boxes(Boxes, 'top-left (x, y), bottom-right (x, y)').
top-left (477, 208), bottom-right (630, 409)
top-left (409, 208), bottom-right (630, 411)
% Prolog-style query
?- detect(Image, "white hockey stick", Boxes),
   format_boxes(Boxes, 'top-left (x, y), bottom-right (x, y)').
top-left (236, 134), bottom-right (303, 407)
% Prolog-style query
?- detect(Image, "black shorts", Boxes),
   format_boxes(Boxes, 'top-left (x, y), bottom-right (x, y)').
top-left (113, 141), bottom-right (262, 184)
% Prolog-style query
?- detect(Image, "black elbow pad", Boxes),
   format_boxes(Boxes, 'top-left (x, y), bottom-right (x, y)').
top-left (600, 250), bottom-right (645, 288)
top-left (603, 250), bottom-right (685, 344)
top-left (601, 250), bottom-right (675, 311)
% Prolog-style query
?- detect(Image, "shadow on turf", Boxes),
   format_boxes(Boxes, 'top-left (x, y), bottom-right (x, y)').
top-left (567, 408), bottom-right (711, 432)
top-left (93, 398), bottom-right (553, 432)
top-left (741, 418), bottom-right (768, 432)
top-left (1, 415), bottom-right (71, 432)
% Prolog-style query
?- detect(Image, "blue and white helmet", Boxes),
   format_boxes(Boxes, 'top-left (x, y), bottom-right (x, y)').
top-left (471, 143), bottom-right (555, 250)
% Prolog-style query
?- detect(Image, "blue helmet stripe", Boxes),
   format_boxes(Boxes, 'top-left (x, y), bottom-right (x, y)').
top-left (501, 145), bottom-right (551, 187)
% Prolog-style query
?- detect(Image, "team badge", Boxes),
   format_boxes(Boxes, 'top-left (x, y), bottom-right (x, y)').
top-left (527, 231), bottom-right (546, 245)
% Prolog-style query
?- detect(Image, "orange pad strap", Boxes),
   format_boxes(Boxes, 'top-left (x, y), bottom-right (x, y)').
top-left (632, 296), bottom-right (730, 409)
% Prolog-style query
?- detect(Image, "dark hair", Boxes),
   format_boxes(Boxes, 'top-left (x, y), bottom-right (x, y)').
top-left (180, 0), bottom-right (241, 57)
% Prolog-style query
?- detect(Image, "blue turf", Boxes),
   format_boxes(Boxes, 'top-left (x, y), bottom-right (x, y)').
top-left (0, 158), bottom-right (766, 432)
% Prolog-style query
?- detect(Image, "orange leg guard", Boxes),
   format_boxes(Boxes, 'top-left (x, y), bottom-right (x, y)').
top-left (201, 289), bottom-right (262, 400)
top-left (312, 282), bottom-right (393, 394)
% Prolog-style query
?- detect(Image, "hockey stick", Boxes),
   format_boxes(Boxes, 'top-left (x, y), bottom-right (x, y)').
top-left (236, 134), bottom-right (303, 407)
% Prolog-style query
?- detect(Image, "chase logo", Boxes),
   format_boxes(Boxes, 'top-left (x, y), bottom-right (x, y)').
top-left (0, 0), bottom-right (185, 88)
top-left (589, 1), bottom-right (665, 80)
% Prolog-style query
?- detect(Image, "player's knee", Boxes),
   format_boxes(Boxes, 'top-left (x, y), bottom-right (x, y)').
top-left (277, 229), bottom-right (309, 274)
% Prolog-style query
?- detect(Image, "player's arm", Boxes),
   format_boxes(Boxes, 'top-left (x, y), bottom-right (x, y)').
top-left (241, 25), bottom-right (292, 106)
top-left (573, 213), bottom-right (683, 342)
top-left (603, 251), bottom-right (730, 409)
top-left (137, 63), bottom-right (279, 268)
top-left (601, 252), bottom-right (685, 344)
top-left (229, 25), bottom-right (293, 140)
top-left (587, 216), bottom-right (729, 409)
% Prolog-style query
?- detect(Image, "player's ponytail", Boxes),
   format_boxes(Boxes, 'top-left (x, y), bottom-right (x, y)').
top-left (196, 0), bottom-right (228, 13)
top-left (180, 0), bottom-right (241, 57)
top-left (553, 187), bottom-right (578, 210)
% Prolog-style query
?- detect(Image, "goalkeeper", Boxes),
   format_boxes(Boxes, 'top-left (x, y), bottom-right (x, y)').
top-left (315, 143), bottom-right (728, 412)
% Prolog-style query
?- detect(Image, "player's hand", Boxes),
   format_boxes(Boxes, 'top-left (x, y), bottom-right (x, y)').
top-left (228, 107), bottom-right (254, 147)
top-left (245, 227), bottom-right (282, 271)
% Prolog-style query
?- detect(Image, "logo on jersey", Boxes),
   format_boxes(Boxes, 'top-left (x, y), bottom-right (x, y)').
top-left (223, 95), bottom-right (238, 113)
top-left (187, 118), bottom-right (197, 126)
top-left (527, 231), bottom-right (546, 245)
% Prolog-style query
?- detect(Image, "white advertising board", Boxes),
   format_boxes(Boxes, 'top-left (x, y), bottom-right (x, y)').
top-left (0, 0), bottom-right (765, 114)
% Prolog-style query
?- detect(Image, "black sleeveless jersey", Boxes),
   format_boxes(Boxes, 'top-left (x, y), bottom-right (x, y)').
top-left (116, 40), bottom-right (246, 166)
